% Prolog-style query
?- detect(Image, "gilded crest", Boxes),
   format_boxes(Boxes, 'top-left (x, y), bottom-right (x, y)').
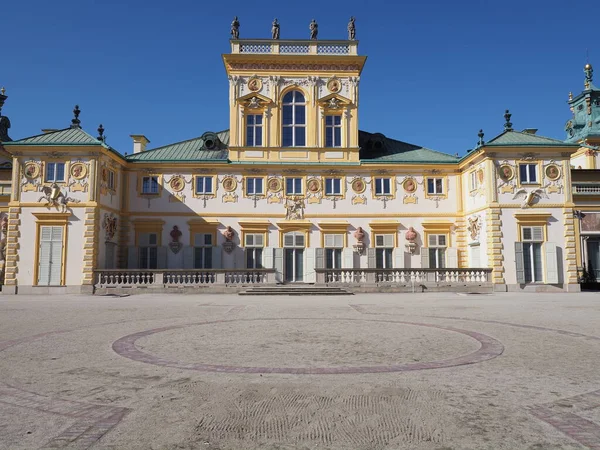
top-left (351, 178), bottom-right (366, 194)
top-left (222, 176), bottom-right (237, 192)
top-left (169, 176), bottom-right (185, 192)
top-left (24, 162), bottom-right (41, 179)
top-left (70, 162), bottom-right (87, 180)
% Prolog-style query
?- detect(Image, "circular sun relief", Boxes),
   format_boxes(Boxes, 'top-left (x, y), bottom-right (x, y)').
top-left (499, 165), bottom-right (514, 182)
top-left (24, 162), bottom-right (40, 179)
top-left (352, 178), bottom-right (366, 194)
top-left (222, 177), bottom-right (237, 192)
top-left (169, 176), bottom-right (184, 192)
top-left (403, 178), bottom-right (416, 193)
top-left (70, 163), bottom-right (87, 180)
top-left (268, 177), bottom-right (282, 193)
top-left (307, 178), bottom-right (321, 194)
top-left (545, 164), bottom-right (561, 181)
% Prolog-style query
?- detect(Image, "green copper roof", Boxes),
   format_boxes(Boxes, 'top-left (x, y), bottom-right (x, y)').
top-left (7, 127), bottom-right (104, 146)
top-left (485, 130), bottom-right (577, 147)
top-left (126, 130), bottom-right (230, 162)
top-left (359, 131), bottom-right (459, 163)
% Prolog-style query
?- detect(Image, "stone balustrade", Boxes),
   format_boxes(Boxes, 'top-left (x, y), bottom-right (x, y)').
top-left (316, 268), bottom-right (493, 291)
top-left (95, 269), bottom-right (276, 290)
top-left (230, 39), bottom-right (358, 56)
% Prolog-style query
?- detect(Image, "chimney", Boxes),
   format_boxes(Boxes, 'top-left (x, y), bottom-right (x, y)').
top-left (522, 128), bottom-right (538, 135)
top-left (130, 135), bottom-right (150, 153)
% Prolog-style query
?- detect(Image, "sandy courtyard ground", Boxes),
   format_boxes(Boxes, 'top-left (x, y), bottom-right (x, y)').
top-left (1, 292), bottom-right (600, 450)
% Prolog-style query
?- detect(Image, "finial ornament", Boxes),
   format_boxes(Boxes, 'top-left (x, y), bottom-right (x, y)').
top-left (71, 105), bottom-right (81, 129)
top-left (0, 87), bottom-right (5, 96)
top-left (569, 91), bottom-right (573, 101)
top-left (584, 63), bottom-right (593, 89)
top-left (478, 129), bottom-right (485, 147)
top-left (97, 124), bottom-right (105, 141)
top-left (231, 16), bottom-right (240, 39)
top-left (271, 18), bottom-right (280, 39)
top-left (504, 109), bottom-right (513, 131)
top-left (348, 17), bottom-right (356, 40)
top-left (309, 19), bottom-right (318, 40)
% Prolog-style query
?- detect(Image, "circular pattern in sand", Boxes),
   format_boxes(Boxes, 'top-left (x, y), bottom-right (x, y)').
top-left (112, 318), bottom-right (504, 374)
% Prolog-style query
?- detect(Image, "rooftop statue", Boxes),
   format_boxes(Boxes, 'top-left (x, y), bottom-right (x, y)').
top-left (272, 18), bottom-right (280, 40)
top-left (231, 16), bottom-right (240, 39)
top-left (348, 17), bottom-right (356, 40)
top-left (309, 19), bottom-right (318, 40)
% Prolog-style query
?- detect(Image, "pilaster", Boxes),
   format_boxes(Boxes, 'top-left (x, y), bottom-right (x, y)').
top-left (81, 207), bottom-right (99, 285)
top-left (3, 207), bottom-right (21, 288)
top-left (563, 208), bottom-right (578, 284)
top-left (486, 207), bottom-right (505, 285)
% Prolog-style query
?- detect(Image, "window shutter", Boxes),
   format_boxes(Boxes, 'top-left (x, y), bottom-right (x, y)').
top-left (274, 248), bottom-right (284, 283)
top-left (342, 248), bottom-right (354, 269)
top-left (367, 248), bottom-right (377, 269)
top-left (157, 246), bottom-right (168, 269)
top-left (305, 248), bottom-right (316, 283)
top-left (38, 241), bottom-right (51, 285)
top-left (420, 247), bottom-right (430, 269)
top-left (127, 246), bottom-right (139, 269)
top-left (532, 227), bottom-right (544, 241)
top-left (315, 248), bottom-right (325, 269)
top-left (515, 242), bottom-right (525, 284)
top-left (324, 234), bottom-right (335, 248)
top-left (383, 234), bottom-right (394, 248)
top-left (212, 247), bottom-right (222, 269)
top-left (446, 247), bottom-right (458, 268)
top-left (263, 247), bottom-right (274, 269)
top-left (393, 248), bottom-right (404, 269)
top-left (545, 242), bottom-right (559, 284)
top-left (183, 246), bottom-right (194, 269)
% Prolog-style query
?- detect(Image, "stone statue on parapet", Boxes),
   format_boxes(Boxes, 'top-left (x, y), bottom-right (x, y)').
top-left (231, 16), bottom-right (240, 39)
top-left (348, 17), bottom-right (356, 40)
top-left (272, 19), bottom-right (280, 39)
top-left (309, 19), bottom-right (318, 40)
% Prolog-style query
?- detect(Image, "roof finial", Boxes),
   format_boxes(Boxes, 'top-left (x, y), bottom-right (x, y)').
top-left (0, 87), bottom-right (5, 96)
top-left (584, 63), bottom-right (593, 89)
top-left (569, 91), bottom-right (573, 101)
top-left (504, 109), bottom-right (513, 131)
top-left (97, 124), bottom-right (105, 142)
top-left (71, 105), bottom-right (81, 128)
top-left (478, 129), bottom-right (485, 147)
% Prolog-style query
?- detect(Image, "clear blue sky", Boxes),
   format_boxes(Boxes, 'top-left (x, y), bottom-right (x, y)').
top-left (2, 0), bottom-right (598, 156)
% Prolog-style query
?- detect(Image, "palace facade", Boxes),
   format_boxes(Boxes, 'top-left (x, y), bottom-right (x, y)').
top-left (0, 34), bottom-right (599, 294)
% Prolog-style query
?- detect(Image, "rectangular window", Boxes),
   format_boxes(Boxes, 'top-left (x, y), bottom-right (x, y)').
top-left (374, 178), bottom-right (391, 196)
top-left (469, 171), bottom-right (477, 191)
top-left (246, 177), bottom-right (264, 195)
top-left (244, 233), bottom-right (264, 269)
top-left (246, 114), bottom-right (263, 147)
top-left (324, 178), bottom-right (342, 196)
top-left (139, 232), bottom-right (158, 269)
top-left (325, 115), bottom-right (342, 147)
top-left (427, 178), bottom-right (444, 195)
top-left (45, 162), bottom-right (65, 182)
top-left (195, 176), bottom-right (213, 195)
top-left (374, 234), bottom-right (394, 269)
top-left (194, 233), bottom-right (213, 269)
top-left (285, 177), bottom-right (303, 195)
top-left (142, 176), bottom-right (159, 194)
top-left (108, 170), bottom-right (115, 190)
top-left (428, 234), bottom-right (447, 269)
top-left (522, 226), bottom-right (544, 283)
top-left (519, 164), bottom-right (538, 184)
top-left (283, 232), bottom-right (305, 248)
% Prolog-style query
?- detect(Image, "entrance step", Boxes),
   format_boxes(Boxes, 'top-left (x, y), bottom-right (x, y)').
top-left (239, 285), bottom-right (353, 296)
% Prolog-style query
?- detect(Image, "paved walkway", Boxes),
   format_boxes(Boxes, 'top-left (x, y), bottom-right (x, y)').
top-left (0, 292), bottom-right (599, 449)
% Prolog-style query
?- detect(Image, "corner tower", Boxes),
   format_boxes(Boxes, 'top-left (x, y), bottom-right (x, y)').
top-left (566, 63), bottom-right (600, 145)
top-left (222, 21), bottom-right (367, 163)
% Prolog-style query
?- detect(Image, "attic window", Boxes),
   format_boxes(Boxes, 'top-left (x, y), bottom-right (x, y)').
top-left (205, 138), bottom-right (216, 150)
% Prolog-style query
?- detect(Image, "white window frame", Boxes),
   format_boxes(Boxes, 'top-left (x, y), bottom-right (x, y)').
top-left (374, 178), bottom-right (391, 196)
top-left (246, 114), bottom-right (263, 147)
top-left (519, 164), bottom-right (538, 184)
top-left (324, 177), bottom-right (342, 196)
top-left (108, 170), bottom-right (115, 190)
top-left (285, 177), bottom-right (303, 196)
top-left (45, 162), bottom-right (66, 182)
top-left (246, 177), bottom-right (264, 195)
top-left (141, 176), bottom-right (159, 195)
top-left (522, 226), bottom-right (544, 283)
top-left (193, 233), bottom-right (213, 269)
top-left (283, 231), bottom-right (305, 248)
top-left (325, 115), bottom-right (342, 148)
top-left (195, 176), bottom-right (214, 195)
top-left (374, 233), bottom-right (394, 269)
top-left (428, 234), bottom-right (447, 269)
top-left (469, 171), bottom-right (477, 191)
top-left (282, 91), bottom-right (306, 147)
top-left (244, 233), bottom-right (264, 269)
top-left (139, 232), bottom-right (158, 269)
top-left (427, 178), bottom-right (444, 195)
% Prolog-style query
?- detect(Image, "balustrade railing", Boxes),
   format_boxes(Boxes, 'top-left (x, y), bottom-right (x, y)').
top-left (95, 269), bottom-right (275, 289)
top-left (316, 268), bottom-right (492, 285)
top-left (231, 39), bottom-right (358, 56)
top-left (573, 184), bottom-right (600, 195)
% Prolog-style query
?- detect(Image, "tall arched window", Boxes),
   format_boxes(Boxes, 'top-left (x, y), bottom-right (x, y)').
top-left (282, 91), bottom-right (306, 147)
